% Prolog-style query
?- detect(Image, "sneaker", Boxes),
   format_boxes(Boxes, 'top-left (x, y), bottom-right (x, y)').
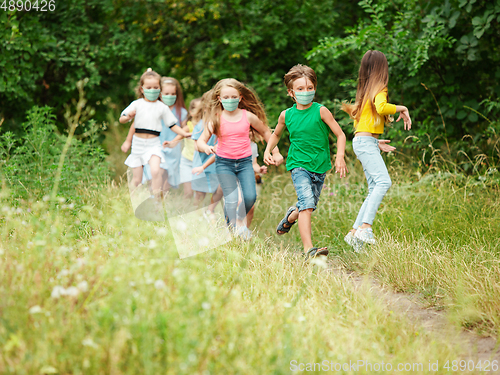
top-left (354, 227), bottom-right (376, 245)
top-left (203, 210), bottom-right (217, 224)
top-left (236, 225), bottom-right (252, 241)
top-left (344, 232), bottom-right (363, 253)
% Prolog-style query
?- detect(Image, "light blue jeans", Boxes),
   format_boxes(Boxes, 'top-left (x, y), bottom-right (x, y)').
top-left (352, 136), bottom-right (392, 229)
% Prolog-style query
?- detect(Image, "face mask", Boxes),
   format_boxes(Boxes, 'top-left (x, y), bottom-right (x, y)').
top-left (294, 90), bottom-right (315, 105)
top-left (221, 98), bottom-right (240, 112)
top-left (143, 88), bottom-right (160, 101)
top-left (162, 95), bottom-right (177, 106)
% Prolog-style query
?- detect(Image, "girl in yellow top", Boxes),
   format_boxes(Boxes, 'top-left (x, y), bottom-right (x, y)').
top-left (342, 50), bottom-right (412, 251)
top-left (164, 98), bottom-right (201, 200)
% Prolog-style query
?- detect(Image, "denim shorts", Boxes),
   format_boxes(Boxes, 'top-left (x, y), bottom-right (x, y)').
top-left (290, 167), bottom-right (326, 211)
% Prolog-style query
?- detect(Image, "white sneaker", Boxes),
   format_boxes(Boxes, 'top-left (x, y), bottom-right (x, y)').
top-left (344, 232), bottom-right (363, 253)
top-left (236, 225), bottom-right (252, 241)
top-left (354, 227), bottom-right (376, 245)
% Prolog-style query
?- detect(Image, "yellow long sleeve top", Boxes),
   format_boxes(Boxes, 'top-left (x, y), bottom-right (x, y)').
top-left (354, 89), bottom-right (397, 134)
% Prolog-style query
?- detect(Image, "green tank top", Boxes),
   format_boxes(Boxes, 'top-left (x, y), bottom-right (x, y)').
top-left (285, 102), bottom-right (332, 173)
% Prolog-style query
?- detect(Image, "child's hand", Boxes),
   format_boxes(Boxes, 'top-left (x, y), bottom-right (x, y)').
top-left (260, 165), bottom-right (268, 174)
top-left (192, 166), bottom-right (204, 175)
top-left (204, 145), bottom-right (216, 155)
top-left (263, 150), bottom-right (275, 166)
top-left (163, 140), bottom-right (179, 149)
top-left (396, 107), bottom-right (412, 130)
top-left (121, 140), bottom-right (131, 153)
top-left (334, 155), bottom-right (348, 178)
top-left (378, 139), bottom-right (396, 153)
top-left (272, 152), bottom-right (284, 166)
top-left (124, 110), bottom-right (136, 122)
top-left (184, 132), bottom-right (192, 138)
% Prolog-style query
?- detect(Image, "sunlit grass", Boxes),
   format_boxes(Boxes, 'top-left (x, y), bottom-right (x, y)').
top-left (0, 181), bottom-right (467, 374)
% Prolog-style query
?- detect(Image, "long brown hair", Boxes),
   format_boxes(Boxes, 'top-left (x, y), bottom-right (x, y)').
top-left (341, 50), bottom-right (390, 126)
top-left (134, 68), bottom-right (162, 100)
top-left (204, 78), bottom-right (268, 139)
top-left (161, 76), bottom-right (186, 123)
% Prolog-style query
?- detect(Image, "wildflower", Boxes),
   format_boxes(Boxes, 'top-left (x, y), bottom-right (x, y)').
top-left (283, 302), bottom-right (292, 308)
top-left (64, 287), bottom-right (80, 297)
top-left (51, 286), bottom-right (66, 299)
top-left (82, 337), bottom-right (99, 349)
top-left (77, 281), bottom-right (89, 292)
top-left (29, 305), bottom-right (43, 314)
top-left (201, 302), bottom-right (211, 310)
top-left (154, 280), bottom-right (166, 290)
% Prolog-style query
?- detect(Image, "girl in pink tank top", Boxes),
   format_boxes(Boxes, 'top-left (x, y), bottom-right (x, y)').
top-left (196, 78), bottom-right (284, 237)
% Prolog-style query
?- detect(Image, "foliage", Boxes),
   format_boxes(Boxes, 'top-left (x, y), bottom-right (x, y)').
top-left (0, 106), bottom-right (110, 202)
top-left (307, 0), bottom-right (500, 169)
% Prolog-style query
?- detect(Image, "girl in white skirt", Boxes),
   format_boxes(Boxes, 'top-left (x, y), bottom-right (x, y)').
top-left (120, 69), bottom-right (191, 199)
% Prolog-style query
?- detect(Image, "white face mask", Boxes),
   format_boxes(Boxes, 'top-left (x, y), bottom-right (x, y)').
top-left (294, 90), bottom-right (315, 105)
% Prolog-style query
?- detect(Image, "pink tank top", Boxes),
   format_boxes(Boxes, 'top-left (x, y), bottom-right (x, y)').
top-left (216, 109), bottom-right (252, 159)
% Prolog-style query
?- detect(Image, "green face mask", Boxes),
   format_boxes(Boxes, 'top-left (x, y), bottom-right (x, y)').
top-left (162, 95), bottom-right (177, 106)
top-left (294, 90), bottom-right (315, 105)
top-left (221, 98), bottom-right (240, 112)
top-left (143, 88), bottom-right (161, 101)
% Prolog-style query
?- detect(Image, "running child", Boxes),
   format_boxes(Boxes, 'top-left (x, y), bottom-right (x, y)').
top-left (341, 50), bottom-right (411, 251)
top-left (196, 78), bottom-right (283, 238)
top-left (263, 64), bottom-right (348, 260)
top-left (164, 98), bottom-right (201, 200)
top-left (119, 69), bottom-right (190, 200)
top-left (191, 90), bottom-right (224, 220)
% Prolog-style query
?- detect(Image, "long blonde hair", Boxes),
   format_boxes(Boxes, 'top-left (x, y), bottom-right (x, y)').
top-left (204, 78), bottom-right (267, 140)
top-left (341, 50), bottom-right (390, 125)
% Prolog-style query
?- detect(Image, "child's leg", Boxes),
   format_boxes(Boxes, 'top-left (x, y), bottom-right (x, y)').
top-left (148, 155), bottom-right (162, 198)
top-left (131, 166), bottom-right (144, 189)
top-left (161, 169), bottom-right (171, 193)
top-left (215, 159), bottom-right (239, 228)
top-left (208, 186), bottom-right (223, 212)
top-left (183, 182), bottom-right (193, 200)
top-left (235, 158), bottom-right (257, 226)
top-left (352, 138), bottom-right (391, 230)
top-left (290, 168), bottom-right (325, 252)
top-left (194, 191), bottom-right (206, 207)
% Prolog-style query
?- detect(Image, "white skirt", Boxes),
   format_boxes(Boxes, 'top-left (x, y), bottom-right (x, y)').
top-left (179, 155), bottom-right (194, 184)
top-left (125, 135), bottom-right (165, 168)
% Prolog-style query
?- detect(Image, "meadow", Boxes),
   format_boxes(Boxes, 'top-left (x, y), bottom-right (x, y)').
top-left (1, 141), bottom-right (499, 373)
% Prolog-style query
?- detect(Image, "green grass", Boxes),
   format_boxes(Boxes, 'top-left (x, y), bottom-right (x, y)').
top-left (253, 157), bottom-right (500, 337)
top-left (0, 180), bottom-right (471, 374)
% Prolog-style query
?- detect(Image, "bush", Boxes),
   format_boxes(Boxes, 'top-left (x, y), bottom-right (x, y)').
top-left (0, 106), bottom-right (110, 202)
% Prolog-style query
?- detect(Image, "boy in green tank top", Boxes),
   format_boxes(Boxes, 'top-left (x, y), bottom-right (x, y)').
top-left (264, 64), bottom-right (348, 260)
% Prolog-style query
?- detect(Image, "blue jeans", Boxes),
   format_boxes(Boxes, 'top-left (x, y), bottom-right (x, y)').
top-left (216, 155), bottom-right (256, 227)
top-left (352, 136), bottom-right (392, 229)
top-left (290, 167), bottom-right (326, 211)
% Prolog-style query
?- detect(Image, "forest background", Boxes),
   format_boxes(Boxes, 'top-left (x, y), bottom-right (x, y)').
top-left (2, 0), bottom-right (500, 182)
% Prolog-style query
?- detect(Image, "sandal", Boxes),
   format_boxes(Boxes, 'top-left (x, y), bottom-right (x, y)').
top-left (304, 247), bottom-right (329, 261)
top-left (276, 206), bottom-right (297, 235)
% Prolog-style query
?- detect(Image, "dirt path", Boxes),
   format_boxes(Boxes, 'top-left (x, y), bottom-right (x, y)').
top-left (327, 260), bottom-right (500, 365)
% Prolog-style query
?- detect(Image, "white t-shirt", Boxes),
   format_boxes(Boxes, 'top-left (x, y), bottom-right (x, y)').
top-left (121, 99), bottom-right (177, 132)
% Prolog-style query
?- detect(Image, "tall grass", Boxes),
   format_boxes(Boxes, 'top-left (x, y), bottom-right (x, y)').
top-left (0, 182), bottom-right (467, 374)
top-left (253, 153), bottom-right (500, 336)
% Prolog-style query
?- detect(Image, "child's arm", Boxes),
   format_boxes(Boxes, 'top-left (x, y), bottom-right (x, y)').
top-left (263, 110), bottom-right (286, 166)
top-left (169, 124), bottom-right (191, 138)
top-left (253, 157), bottom-right (267, 174)
top-left (192, 155), bottom-right (216, 175)
top-left (248, 112), bottom-right (283, 166)
top-left (320, 106), bottom-right (348, 178)
top-left (121, 122), bottom-right (136, 153)
top-left (196, 123), bottom-right (216, 155)
top-left (375, 91), bottom-right (412, 130)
